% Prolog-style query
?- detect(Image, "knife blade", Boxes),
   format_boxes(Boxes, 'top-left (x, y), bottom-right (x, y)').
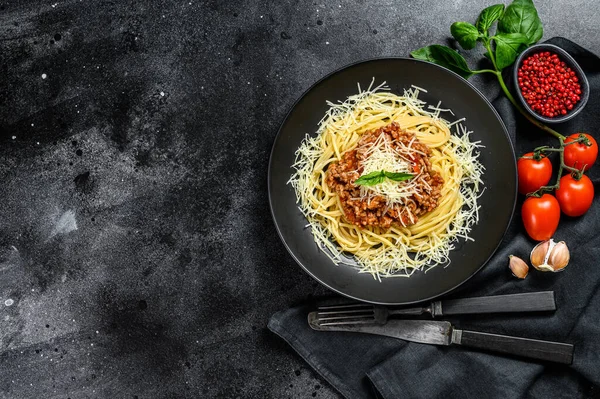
top-left (308, 312), bottom-right (574, 364)
top-left (308, 312), bottom-right (452, 345)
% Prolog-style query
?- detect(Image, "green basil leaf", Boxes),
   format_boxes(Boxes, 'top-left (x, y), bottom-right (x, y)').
top-left (411, 45), bottom-right (473, 79)
top-left (476, 4), bottom-right (505, 34)
top-left (493, 32), bottom-right (528, 69)
top-left (354, 171), bottom-right (386, 186)
top-left (355, 170), bottom-right (415, 186)
top-left (383, 171), bottom-right (414, 182)
top-left (498, 0), bottom-right (543, 45)
top-left (450, 22), bottom-right (480, 50)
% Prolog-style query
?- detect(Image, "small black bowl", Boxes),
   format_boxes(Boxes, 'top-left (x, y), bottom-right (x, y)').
top-left (513, 43), bottom-right (589, 124)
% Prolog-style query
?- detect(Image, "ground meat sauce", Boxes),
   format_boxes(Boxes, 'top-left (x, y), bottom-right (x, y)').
top-left (326, 122), bottom-right (444, 229)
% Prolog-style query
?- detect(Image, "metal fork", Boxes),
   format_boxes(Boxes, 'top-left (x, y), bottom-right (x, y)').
top-left (315, 291), bottom-right (557, 326)
top-left (316, 303), bottom-right (424, 326)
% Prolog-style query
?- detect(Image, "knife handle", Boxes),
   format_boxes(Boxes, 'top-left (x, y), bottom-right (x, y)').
top-left (437, 291), bottom-right (556, 316)
top-left (453, 329), bottom-right (573, 364)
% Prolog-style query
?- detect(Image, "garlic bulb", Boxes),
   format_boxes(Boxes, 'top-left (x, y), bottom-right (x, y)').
top-left (530, 239), bottom-right (570, 272)
top-left (509, 255), bottom-right (529, 279)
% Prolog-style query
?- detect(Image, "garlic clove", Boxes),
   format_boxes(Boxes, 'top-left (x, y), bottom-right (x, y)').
top-left (548, 241), bottom-right (570, 272)
top-left (534, 263), bottom-right (555, 272)
top-left (530, 240), bottom-right (551, 268)
top-left (509, 255), bottom-right (529, 279)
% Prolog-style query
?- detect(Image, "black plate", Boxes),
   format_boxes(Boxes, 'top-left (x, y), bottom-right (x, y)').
top-left (268, 58), bottom-right (517, 305)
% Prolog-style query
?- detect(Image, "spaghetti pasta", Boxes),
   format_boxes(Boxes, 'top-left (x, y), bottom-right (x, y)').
top-left (289, 81), bottom-right (484, 280)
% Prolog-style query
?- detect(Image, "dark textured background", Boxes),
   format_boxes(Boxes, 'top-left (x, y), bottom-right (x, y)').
top-left (0, 1), bottom-right (598, 398)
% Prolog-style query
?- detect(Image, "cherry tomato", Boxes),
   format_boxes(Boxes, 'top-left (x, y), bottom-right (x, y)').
top-left (521, 194), bottom-right (560, 241)
top-left (555, 174), bottom-right (594, 217)
top-left (564, 133), bottom-right (598, 170)
top-left (517, 152), bottom-right (552, 195)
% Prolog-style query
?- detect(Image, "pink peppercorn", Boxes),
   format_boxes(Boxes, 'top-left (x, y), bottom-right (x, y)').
top-left (518, 51), bottom-right (582, 118)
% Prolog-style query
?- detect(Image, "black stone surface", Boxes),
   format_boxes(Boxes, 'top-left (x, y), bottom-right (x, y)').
top-left (0, 1), bottom-right (597, 398)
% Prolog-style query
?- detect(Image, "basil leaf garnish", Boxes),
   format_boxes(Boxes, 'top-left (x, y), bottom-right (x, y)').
top-left (355, 171), bottom-right (414, 187)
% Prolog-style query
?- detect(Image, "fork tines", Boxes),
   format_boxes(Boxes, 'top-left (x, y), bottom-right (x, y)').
top-left (316, 302), bottom-right (377, 326)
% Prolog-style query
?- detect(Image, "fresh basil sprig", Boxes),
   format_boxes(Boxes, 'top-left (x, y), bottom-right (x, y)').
top-left (354, 171), bottom-right (414, 187)
top-left (409, 0), bottom-right (564, 141)
top-left (411, 0), bottom-right (542, 74)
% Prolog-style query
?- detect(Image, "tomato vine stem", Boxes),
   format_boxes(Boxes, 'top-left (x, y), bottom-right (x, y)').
top-left (527, 135), bottom-right (588, 196)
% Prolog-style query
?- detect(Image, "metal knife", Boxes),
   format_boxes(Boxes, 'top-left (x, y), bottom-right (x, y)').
top-left (308, 313), bottom-right (574, 364)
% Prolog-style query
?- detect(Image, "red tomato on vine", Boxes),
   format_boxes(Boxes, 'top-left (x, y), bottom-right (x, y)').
top-left (563, 133), bottom-right (598, 170)
top-left (555, 174), bottom-right (594, 217)
top-left (517, 152), bottom-right (552, 195)
top-left (521, 194), bottom-right (560, 241)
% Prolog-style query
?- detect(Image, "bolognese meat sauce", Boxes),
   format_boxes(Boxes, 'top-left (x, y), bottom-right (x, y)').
top-left (326, 122), bottom-right (444, 229)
